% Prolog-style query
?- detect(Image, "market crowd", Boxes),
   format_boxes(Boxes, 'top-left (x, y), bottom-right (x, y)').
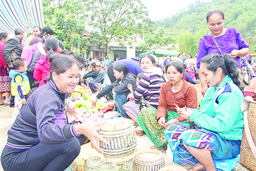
top-left (0, 9), bottom-right (255, 171)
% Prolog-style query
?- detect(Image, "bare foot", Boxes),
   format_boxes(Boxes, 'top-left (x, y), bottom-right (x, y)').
top-left (188, 163), bottom-right (205, 171)
top-left (150, 145), bottom-right (167, 152)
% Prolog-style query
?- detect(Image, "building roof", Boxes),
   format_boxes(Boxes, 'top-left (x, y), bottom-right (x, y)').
top-left (0, 0), bottom-right (44, 34)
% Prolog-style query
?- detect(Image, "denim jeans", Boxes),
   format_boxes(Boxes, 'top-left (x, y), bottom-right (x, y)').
top-left (115, 93), bottom-right (128, 117)
top-left (88, 80), bottom-right (97, 93)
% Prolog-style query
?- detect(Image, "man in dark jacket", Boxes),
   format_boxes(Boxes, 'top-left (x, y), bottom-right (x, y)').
top-left (3, 28), bottom-right (24, 68)
top-left (83, 63), bottom-right (98, 84)
top-left (3, 28), bottom-right (24, 107)
top-left (88, 63), bottom-right (105, 93)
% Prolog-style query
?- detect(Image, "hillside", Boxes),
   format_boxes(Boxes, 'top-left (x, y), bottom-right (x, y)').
top-left (154, 0), bottom-right (256, 50)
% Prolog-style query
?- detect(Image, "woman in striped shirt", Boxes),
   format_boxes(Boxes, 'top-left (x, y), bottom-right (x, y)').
top-left (123, 55), bottom-right (165, 135)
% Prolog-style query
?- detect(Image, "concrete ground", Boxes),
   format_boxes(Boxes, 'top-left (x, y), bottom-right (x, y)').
top-left (0, 84), bottom-right (249, 170)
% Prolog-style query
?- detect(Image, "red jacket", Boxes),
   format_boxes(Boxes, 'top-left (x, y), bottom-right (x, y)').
top-left (33, 55), bottom-right (50, 87)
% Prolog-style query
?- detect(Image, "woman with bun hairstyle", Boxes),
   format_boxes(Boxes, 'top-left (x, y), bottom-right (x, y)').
top-left (165, 54), bottom-right (243, 171)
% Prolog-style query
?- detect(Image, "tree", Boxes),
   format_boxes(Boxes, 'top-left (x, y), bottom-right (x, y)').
top-left (83, 0), bottom-right (154, 57)
top-left (137, 27), bottom-right (177, 52)
top-left (42, 0), bottom-right (91, 55)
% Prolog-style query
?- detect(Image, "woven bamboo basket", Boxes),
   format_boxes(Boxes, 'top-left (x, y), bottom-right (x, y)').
top-left (240, 101), bottom-right (256, 171)
top-left (133, 149), bottom-right (165, 171)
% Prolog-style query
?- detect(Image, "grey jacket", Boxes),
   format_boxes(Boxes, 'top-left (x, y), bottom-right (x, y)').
top-left (95, 68), bottom-right (105, 83)
top-left (27, 49), bottom-right (41, 73)
top-left (3, 36), bottom-right (22, 65)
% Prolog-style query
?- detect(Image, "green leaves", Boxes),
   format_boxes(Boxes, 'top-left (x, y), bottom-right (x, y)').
top-left (153, 0), bottom-right (256, 52)
top-left (137, 27), bottom-right (176, 52)
top-left (42, 0), bottom-right (90, 54)
top-left (83, 0), bottom-right (153, 56)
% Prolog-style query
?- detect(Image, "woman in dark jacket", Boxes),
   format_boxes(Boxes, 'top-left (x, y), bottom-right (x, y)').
top-left (93, 63), bottom-right (136, 117)
top-left (1, 55), bottom-right (106, 171)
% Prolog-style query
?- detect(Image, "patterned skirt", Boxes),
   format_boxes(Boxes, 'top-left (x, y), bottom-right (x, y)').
top-left (137, 108), bottom-right (190, 148)
top-left (0, 66), bottom-right (11, 93)
top-left (164, 124), bottom-right (241, 165)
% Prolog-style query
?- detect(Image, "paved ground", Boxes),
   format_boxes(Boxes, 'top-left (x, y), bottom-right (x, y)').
top-left (0, 84), bottom-right (249, 170)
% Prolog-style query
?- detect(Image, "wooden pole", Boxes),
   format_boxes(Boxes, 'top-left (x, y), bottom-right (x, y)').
top-left (24, 0), bottom-right (34, 41)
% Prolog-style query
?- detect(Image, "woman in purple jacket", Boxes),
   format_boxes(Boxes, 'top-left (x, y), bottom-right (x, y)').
top-left (197, 9), bottom-right (249, 96)
top-left (1, 55), bottom-right (107, 171)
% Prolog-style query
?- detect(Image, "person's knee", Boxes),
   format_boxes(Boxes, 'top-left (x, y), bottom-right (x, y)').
top-left (88, 81), bottom-right (94, 86)
top-left (64, 138), bottom-right (81, 157)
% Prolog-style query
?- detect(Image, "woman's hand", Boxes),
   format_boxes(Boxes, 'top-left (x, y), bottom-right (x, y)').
top-left (164, 119), bottom-right (179, 128)
top-left (92, 98), bottom-right (98, 107)
top-left (178, 108), bottom-right (193, 121)
top-left (127, 83), bottom-right (133, 92)
top-left (158, 117), bottom-right (166, 127)
top-left (230, 50), bottom-right (238, 59)
top-left (128, 93), bottom-right (134, 100)
top-left (75, 121), bottom-right (107, 153)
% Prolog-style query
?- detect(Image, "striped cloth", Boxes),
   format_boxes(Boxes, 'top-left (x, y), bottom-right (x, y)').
top-left (134, 67), bottom-right (166, 109)
top-left (0, 0), bottom-right (44, 34)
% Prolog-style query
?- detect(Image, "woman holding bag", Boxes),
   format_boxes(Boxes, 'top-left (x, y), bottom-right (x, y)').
top-left (197, 9), bottom-right (249, 96)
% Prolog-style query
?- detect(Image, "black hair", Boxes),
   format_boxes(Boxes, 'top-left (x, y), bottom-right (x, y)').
top-left (61, 49), bottom-right (69, 55)
top-left (14, 28), bottom-right (24, 35)
top-left (69, 52), bottom-right (74, 55)
top-left (140, 55), bottom-right (156, 64)
top-left (183, 64), bottom-right (187, 69)
top-left (248, 58), bottom-right (252, 64)
top-left (89, 58), bottom-right (92, 61)
top-left (113, 63), bottom-right (128, 75)
top-left (58, 40), bottom-right (65, 50)
top-left (206, 9), bottom-right (224, 23)
top-left (84, 64), bottom-right (88, 68)
top-left (50, 55), bottom-right (79, 80)
top-left (91, 62), bottom-right (96, 68)
top-left (200, 54), bottom-right (239, 86)
top-left (33, 26), bottom-right (41, 31)
top-left (40, 26), bottom-right (53, 37)
top-left (0, 32), bottom-right (8, 40)
top-left (45, 37), bottom-right (58, 61)
top-left (45, 37), bottom-right (58, 51)
top-left (41, 35), bottom-right (49, 44)
top-left (13, 58), bottom-right (26, 69)
top-left (137, 73), bottom-right (143, 80)
top-left (165, 61), bottom-right (184, 74)
top-left (74, 54), bottom-right (85, 65)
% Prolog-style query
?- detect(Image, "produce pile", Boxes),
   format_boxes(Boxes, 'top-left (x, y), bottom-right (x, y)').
top-left (66, 86), bottom-right (107, 123)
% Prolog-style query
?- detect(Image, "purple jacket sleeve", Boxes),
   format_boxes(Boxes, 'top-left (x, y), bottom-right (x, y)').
top-left (35, 92), bottom-right (78, 143)
top-left (196, 37), bottom-right (207, 69)
top-left (234, 27), bottom-right (249, 49)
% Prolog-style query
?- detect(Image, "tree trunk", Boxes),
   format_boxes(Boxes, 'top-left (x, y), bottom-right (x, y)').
top-left (104, 43), bottom-right (108, 58)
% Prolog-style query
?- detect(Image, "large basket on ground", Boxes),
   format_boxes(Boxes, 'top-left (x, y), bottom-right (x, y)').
top-left (98, 118), bottom-right (137, 162)
top-left (240, 97), bottom-right (256, 170)
top-left (133, 149), bottom-right (165, 171)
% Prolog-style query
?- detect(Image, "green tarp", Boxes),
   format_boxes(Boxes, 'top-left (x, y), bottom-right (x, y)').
top-left (139, 49), bottom-right (179, 57)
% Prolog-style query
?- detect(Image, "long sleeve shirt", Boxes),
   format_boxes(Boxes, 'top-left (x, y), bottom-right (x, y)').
top-left (157, 81), bottom-right (197, 121)
top-left (190, 76), bottom-right (244, 140)
top-left (3, 36), bottom-right (22, 65)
